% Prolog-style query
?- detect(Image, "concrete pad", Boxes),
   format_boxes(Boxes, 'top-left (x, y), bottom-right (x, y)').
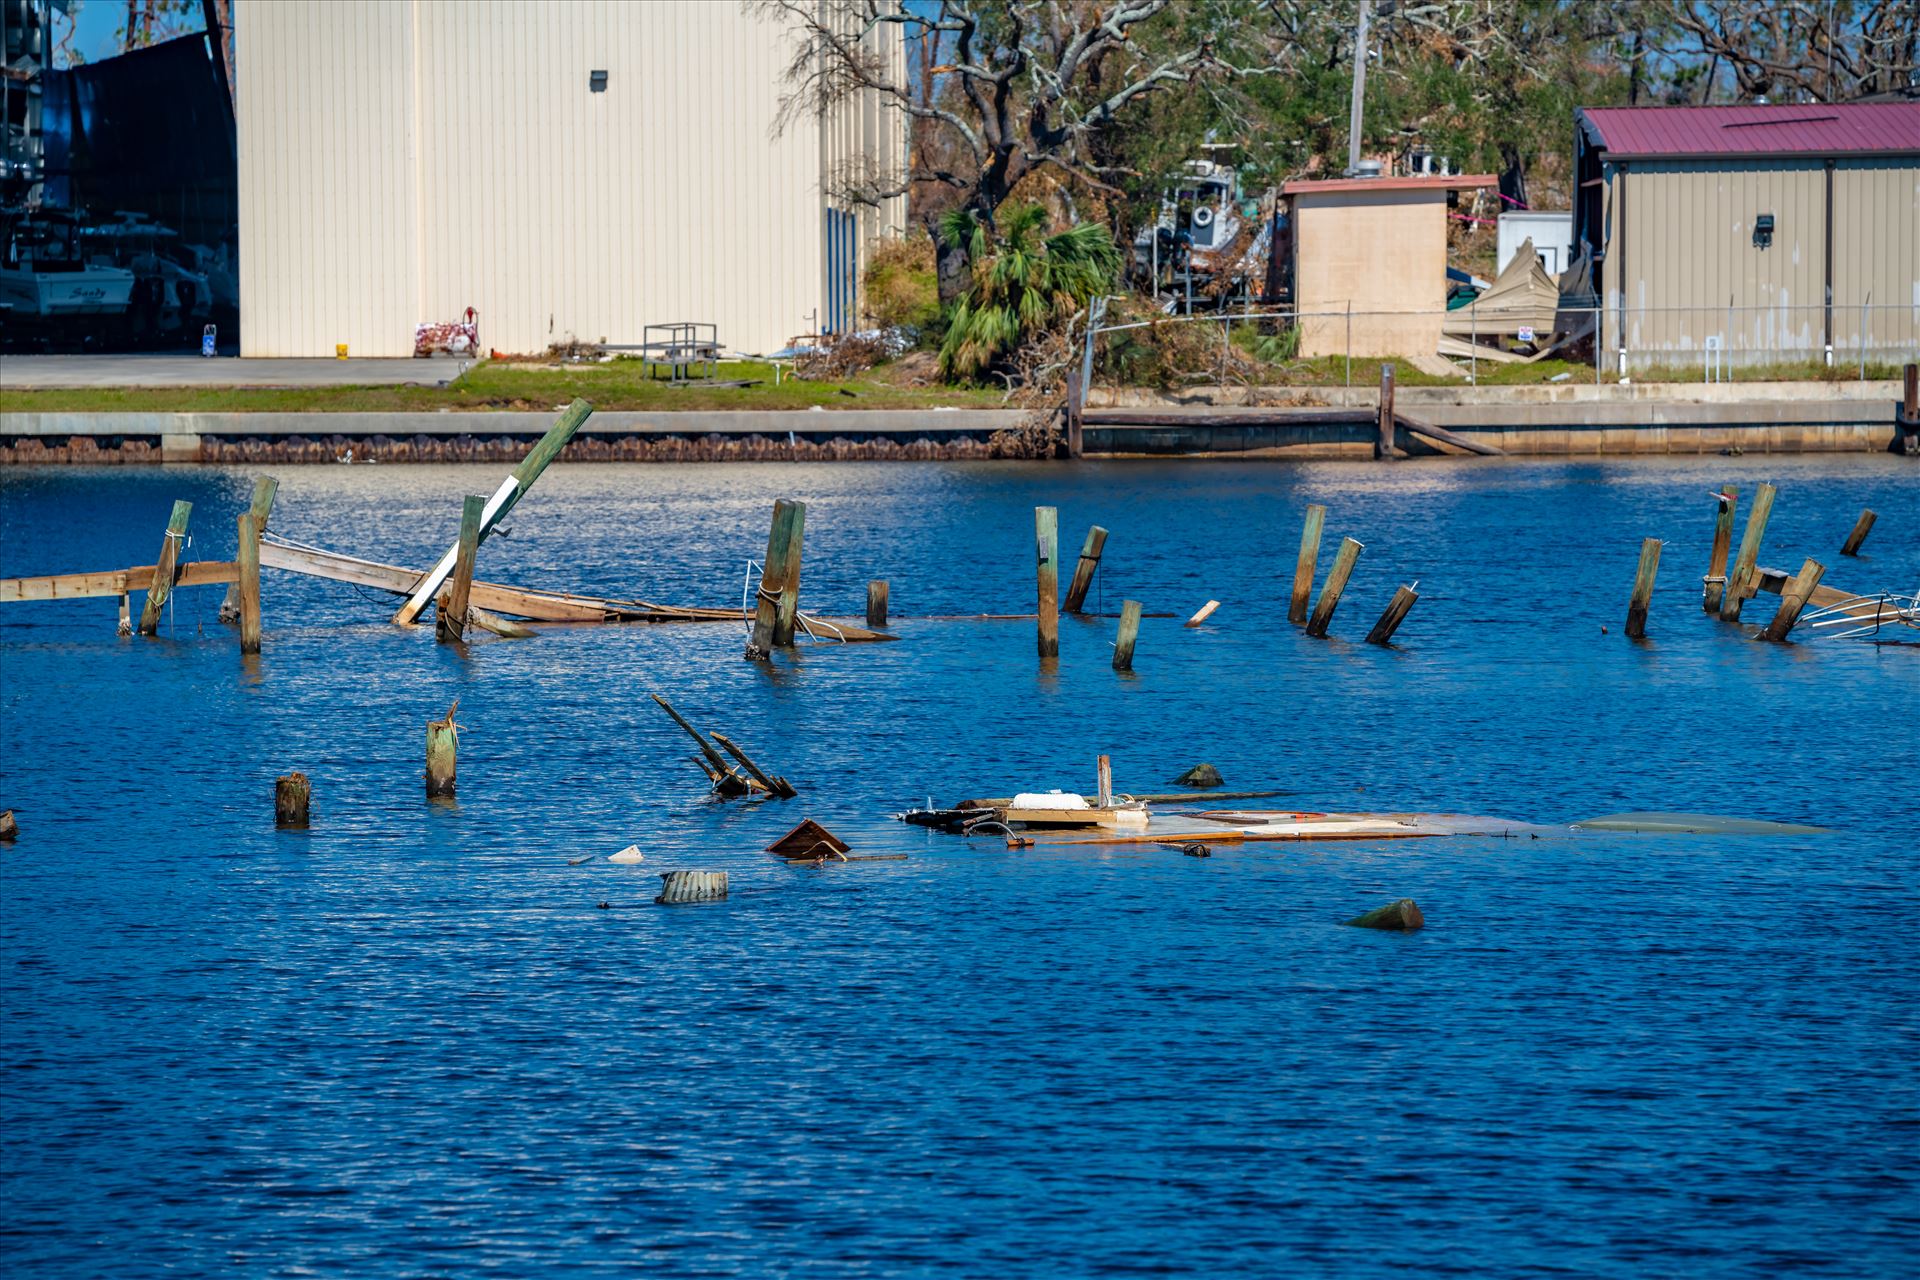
top-left (0, 354), bottom-right (465, 389)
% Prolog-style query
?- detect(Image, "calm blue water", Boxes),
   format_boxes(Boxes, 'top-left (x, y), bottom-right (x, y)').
top-left (2, 456), bottom-right (1917, 1278)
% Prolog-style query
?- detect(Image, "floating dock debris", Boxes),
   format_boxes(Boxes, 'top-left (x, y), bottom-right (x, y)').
top-left (1571, 812), bottom-right (1828, 835)
top-left (1346, 899), bottom-right (1425, 930)
top-left (767, 818), bottom-right (851, 861)
top-left (608, 845), bottom-right (646, 864)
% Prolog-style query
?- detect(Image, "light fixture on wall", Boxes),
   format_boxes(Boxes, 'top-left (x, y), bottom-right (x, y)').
top-left (1753, 214), bottom-right (1774, 249)
top-left (589, 69), bottom-right (608, 93)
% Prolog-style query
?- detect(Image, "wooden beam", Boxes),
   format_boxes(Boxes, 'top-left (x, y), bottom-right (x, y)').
top-left (138, 500), bottom-right (193, 634)
top-left (391, 398), bottom-right (593, 624)
top-left (1761, 558), bottom-right (1825, 642)
top-left (1394, 411), bottom-right (1506, 456)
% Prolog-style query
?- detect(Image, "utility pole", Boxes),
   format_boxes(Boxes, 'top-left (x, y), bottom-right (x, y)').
top-left (1346, 0), bottom-right (1370, 176)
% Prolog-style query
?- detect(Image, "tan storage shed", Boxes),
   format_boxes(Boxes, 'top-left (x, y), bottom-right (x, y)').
top-left (236, 0), bottom-right (906, 358)
top-left (1283, 174), bottom-right (1495, 359)
top-left (1572, 103), bottom-right (1920, 372)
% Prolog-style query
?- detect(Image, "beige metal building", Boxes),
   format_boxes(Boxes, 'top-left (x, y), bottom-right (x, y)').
top-left (1283, 174), bottom-right (1495, 358)
top-left (237, 0), bottom-right (906, 358)
top-left (1573, 104), bottom-right (1920, 371)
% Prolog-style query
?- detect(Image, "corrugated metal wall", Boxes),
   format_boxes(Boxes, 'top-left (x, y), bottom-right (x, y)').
top-left (238, 0), bottom-right (906, 357)
top-left (1831, 159), bottom-right (1920, 357)
top-left (1603, 157), bottom-right (1918, 369)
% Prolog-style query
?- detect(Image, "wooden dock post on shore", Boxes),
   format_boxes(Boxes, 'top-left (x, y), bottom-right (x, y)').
top-left (747, 499), bottom-right (805, 659)
top-left (426, 702), bottom-right (459, 797)
top-left (1062, 525), bottom-right (1107, 613)
top-left (1704, 485), bottom-right (1737, 612)
top-left (1760, 558), bottom-right (1826, 642)
top-left (275, 772), bottom-right (310, 828)
top-left (1719, 481), bottom-right (1777, 622)
top-left (1035, 506), bottom-right (1060, 658)
top-left (437, 495), bottom-right (484, 642)
top-left (220, 476), bottom-right (278, 623)
top-left (1305, 537), bottom-right (1363, 637)
top-left (137, 500), bottom-right (193, 635)
top-left (235, 512), bottom-right (262, 654)
top-left (1290, 504), bottom-right (1327, 625)
top-left (1625, 538), bottom-right (1662, 639)
top-left (1375, 365), bottom-right (1396, 459)
top-left (866, 580), bottom-right (888, 628)
top-left (1840, 509), bottom-right (1876, 557)
top-left (1113, 600), bottom-right (1142, 670)
top-left (1365, 584), bottom-right (1419, 646)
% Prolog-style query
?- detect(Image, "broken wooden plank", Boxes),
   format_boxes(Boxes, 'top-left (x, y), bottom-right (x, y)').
top-left (138, 500), bottom-right (193, 635)
top-left (466, 606), bottom-right (535, 638)
top-left (391, 398), bottom-right (593, 625)
top-left (1186, 600), bottom-right (1220, 627)
top-left (2, 560), bottom-right (231, 602)
top-left (1394, 411), bottom-right (1506, 456)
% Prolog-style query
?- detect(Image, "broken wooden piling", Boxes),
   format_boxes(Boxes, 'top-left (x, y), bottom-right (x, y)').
top-left (866, 579), bottom-right (888, 627)
top-left (220, 476), bottom-right (278, 622)
top-left (657, 870), bottom-right (728, 905)
top-left (117, 593), bottom-right (131, 635)
top-left (1720, 481), bottom-right (1777, 622)
top-left (1305, 537), bottom-right (1363, 638)
top-left (1035, 506), bottom-right (1060, 658)
top-left (1290, 504), bottom-right (1326, 626)
top-left (710, 731), bottom-right (795, 798)
top-left (437, 495), bottom-right (484, 642)
top-left (1365, 584), bottom-right (1419, 646)
top-left (1760, 558), bottom-right (1826, 642)
top-left (1345, 899), bottom-right (1424, 930)
top-left (1375, 365), bottom-right (1396, 459)
top-left (1704, 485), bottom-right (1737, 612)
top-left (1840, 509), bottom-right (1876, 557)
top-left (1626, 537), bottom-right (1662, 639)
top-left (772, 505), bottom-right (807, 646)
top-left (137, 499), bottom-right (192, 635)
top-left (651, 694), bottom-right (751, 796)
top-left (1186, 600), bottom-right (1219, 627)
top-left (1062, 525), bottom-right (1108, 613)
top-left (275, 772), bottom-right (310, 828)
top-left (747, 499), bottom-right (805, 659)
top-left (426, 702), bottom-right (459, 797)
top-left (1113, 599), bottom-right (1142, 671)
top-left (392, 398), bottom-right (592, 625)
top-left (235, 511), bottom-right (261, 654)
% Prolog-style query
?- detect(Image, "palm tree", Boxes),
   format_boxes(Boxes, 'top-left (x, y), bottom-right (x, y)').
top-left (938, 203), bottom-right (1121, 382)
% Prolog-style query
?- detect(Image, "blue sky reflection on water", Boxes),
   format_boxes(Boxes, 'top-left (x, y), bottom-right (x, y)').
top-left (2, 454), bottom-right (1917, 1277)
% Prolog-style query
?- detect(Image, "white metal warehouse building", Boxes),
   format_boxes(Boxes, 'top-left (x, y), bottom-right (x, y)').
top-left (236, 0), bottom-right (907, 358)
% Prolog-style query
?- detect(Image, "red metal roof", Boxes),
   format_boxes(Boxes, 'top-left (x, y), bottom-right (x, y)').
top-left (1281, 174), bottom-right (1496, 195)
top-left (1580, 103), bottom-right (1920, 158)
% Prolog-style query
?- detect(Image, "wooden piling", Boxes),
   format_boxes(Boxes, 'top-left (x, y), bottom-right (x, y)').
top-left (747, 500), bottom-right (804, 659)
top-left (1305, 537), bottom-right (1363, 637)
top-left (866, 579), bottom-right (888, 627)
top-left (1096, 754), bottom-right (1113, 807)
top-left (426, 701), bottom-right (459, 797)
top-left (1112, 599), bottom-right (1142, 670)
top-left (1186, 600), bottom-right (1220, 627)
top-left (235, 512), bottom-right (261, 654)
top-left (220, 476), bottom-right (278, 622)
top-left (1625, 537), bottom-right (1662, 639)
top-left (117, 593), bottom-right (131, 636)
top-left (1062, 525), bottom-right (1108, 613)
top-left (1065, 367), bottom-right (1084, 459)
top-left (1761, 558), bottom-right (1826, 642)
top-left (1719, 481), bottom-right (1777, 622)
top-left (0, 809), bottom-right (16, 842)
top-left (1035, 506), bottom-right (1059, 658)
top-left (1365, 584), bottom-right (1419, 646)
top-left (651, 694), bottom-right (749, 796)
top-left (772, 504), bottom-right (806, 646)
top-left (137, 499), bottom-right (192, 635)
top-left (1375, 364), bottom-right (1396, 459)
top-left (1290, 504), bottom-right (1326, 625)
top-left (656, 870), bottom-right (728, 905)
top-left (1839, 509), bottom-right (1876, 557)
top-left (275, 772), bottom-right (310, 828)
top-left (437, 495), bottom-right (484, 642)
top-left (1704, 485), bottom-right (1737, 612)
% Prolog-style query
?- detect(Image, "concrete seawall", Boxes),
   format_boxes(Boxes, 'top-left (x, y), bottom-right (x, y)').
top-left (1, 381), bottom-right (1910, 462)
